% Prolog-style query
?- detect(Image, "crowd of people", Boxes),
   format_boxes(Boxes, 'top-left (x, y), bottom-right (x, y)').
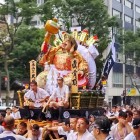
top-left (0, 104), bottom-right (139, 139)
top-left (0, 70), bottom-right (139, 139)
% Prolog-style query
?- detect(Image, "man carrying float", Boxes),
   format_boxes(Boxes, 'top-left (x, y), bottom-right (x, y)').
top-left (24, 81), bottom-right (49, 108)
top-left (43, 76), bottom-right (69, 122)
top-left (24, 81), bottom-right (49, 118)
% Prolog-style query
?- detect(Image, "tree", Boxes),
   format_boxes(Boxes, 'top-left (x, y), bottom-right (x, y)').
top-left (123, 29), bottom-right (140, 64)
top-left (0, 0), bottom-right (38, 102)
top-left (116, 29), bottom-right (140, 94)
top-left (116, 28), bottom-right (140, 63)
top-left (10, 25), bottom-right (45, 81)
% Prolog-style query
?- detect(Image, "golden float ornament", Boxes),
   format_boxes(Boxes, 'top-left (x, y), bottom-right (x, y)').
top-left (41, 18), bottom-right (60, 53)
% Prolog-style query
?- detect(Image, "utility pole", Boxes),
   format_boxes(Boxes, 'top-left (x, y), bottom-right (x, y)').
top-left (122, 0), bottom-right (126, 105)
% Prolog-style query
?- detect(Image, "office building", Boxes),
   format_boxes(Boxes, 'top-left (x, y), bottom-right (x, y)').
top-left (104, 0), bottom-right (140, 106)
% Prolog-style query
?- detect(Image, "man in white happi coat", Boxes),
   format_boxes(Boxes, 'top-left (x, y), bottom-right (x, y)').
top-left (24, 81), bottom-right (49, 108)
top-left (24, 81), bottom-right (49, 119)
top-left (44, 76), bottom-right (69, 122)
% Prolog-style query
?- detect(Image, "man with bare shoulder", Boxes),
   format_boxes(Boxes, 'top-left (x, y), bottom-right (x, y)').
top-left (43, 76), bottom-right (69, 122)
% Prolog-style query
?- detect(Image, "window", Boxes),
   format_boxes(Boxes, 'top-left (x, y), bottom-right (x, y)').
top-left (37, 20), bottom-right (43, 25)
top-left (116, 0), bottom-right (121, 2)
top-left (136, 20), bottom-right (140, 28)
top-left (136, 6), bottom-right (140, 13)
top-left (37, 0), bottom-right (44, 5)
top-left (112, 72), bottom-right (133, 88)
top-left (125, 0), bottom-right (133, 9)
top-left (30, 20), bottom-right (37, 26)
top-left (113, 72), bottom-right (123, 87)
top-left (112, 9), bottom-right (121, 18)
top-left (125, 15), bottom-right (132, 24)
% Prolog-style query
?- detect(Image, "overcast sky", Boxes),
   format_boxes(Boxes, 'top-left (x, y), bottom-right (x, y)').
top-left (0, 0), bottom-right (5, 4)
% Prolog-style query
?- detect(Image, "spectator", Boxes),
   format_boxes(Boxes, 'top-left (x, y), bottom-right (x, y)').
top-left (121, 105), bottom-right (126, 112)
top-left (108, 106), bottom-right (119, 120)
top-left (11, 106), bottom-right (21, 120)
top-left (92, 116), bottom-right (113, 140)
top-left (110, 111), bottom-right (132, 140)
top-left (0, 116), bottom-right (26, 139)
top-left (107, 106), bottom-right (119, 125)
top-left (133, 110), bottom-right (140, 119)
top-left (126, 110), bottom-right (133, 124)
top-left (104, 107), bottom-right (111, 117)
top-left (0, 112), bottom-right (6, 134)
top-left (116, 105), bottom-right (122, 112)
top-left (0, 112), bottom-right (6, 125)
top-left (124, 118), bottom-right (140, 140)
top-left (132, 107), bottom-right (137, 113)
top-left (125, 105), bottom-right (131, 111)
top-left (89, 114), bottom-right (96, 132)
top-left (111, 106), bottom-right (119, 117)
top-left (5, 107), bottom-right (12, 117)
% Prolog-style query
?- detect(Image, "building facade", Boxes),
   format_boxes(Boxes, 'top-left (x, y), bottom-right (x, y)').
top-left (104, 0), bottom-right (140, 106)
top-left (6, 0), bottom-right (44, 28)
top-left (30, 0), bottom-right (44, 28)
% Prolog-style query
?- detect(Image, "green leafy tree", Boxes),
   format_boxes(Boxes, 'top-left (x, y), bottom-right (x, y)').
top-left (116, 29), bottom-right (140, 94)
top-left (10, 25), bottom-right (45, 81)
top-left (0, 0), bottom-right (38, 102)
top-left (120, 29), bottom-right (140, 64)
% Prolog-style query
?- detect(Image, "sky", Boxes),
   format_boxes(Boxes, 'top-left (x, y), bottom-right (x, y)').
top-left (0, 0), bottom-right (5, 4)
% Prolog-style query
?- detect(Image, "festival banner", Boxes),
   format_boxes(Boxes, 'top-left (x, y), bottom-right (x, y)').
top-left (71, 58), bottom-right (78, 93)
top-left (102, 37), bottom-right (116, 79)
top-left (29, 60), bottom-right (37, 82)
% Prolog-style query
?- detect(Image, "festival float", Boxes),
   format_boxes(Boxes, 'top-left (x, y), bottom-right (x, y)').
top-left (18, 18), bottom-right (105, 119)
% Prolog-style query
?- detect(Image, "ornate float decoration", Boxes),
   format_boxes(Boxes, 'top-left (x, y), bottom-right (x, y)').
top-left (17, 18), bottom-right (104, 110)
